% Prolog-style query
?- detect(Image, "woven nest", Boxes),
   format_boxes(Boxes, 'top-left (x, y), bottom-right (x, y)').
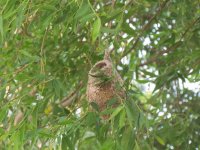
top-left (86, 53), bottom-right (126, 116)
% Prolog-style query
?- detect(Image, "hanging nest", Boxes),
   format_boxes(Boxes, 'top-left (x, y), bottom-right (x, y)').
top-left (86, 50), bottom-right (126, 117)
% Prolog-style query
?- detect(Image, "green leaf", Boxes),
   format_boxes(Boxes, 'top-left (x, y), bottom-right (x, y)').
top-left (101, 138), bottom-right (115, 150)
top-left (109, 105), bottom-right (123, 120)
top-left (134, 140), bottom-right (141, 150)
top-left (125, 99), bottom-right (140, 126)
top-left (37, 128), bottom-right (54, 138)
top-left (0, 107), bottom-right (7, 122)
top-left (75, 1), bottom-right (91, 20)
top-left (106, 98), bottom-right (118, 106)
top-left (121, 127), bottom-right (136, 150)
top-left (0, 15), bottom-right (3, 42)
top-left (92, 17), bottom-right (101, 43)
top-left (136, 79), bottom-right (149, 84)
top-left (16, 2), bottom-right (27, 29)
top-left (80, 13), bottom-right (95, 24)
top-left (141, 69), bottom-right (157, 77)
top-left (19, 50), bottom-right (40, 61)
top-left (106, 8), bottom-right (122, 21)
top-left (155, 135), bottom-right (165, 146)
top-left (119, 109), bottom-right (126, 128)
top-left (85, 112), bottom-right (99, 126)
top-left (58, 117), bottom-right (72, 125)
top-left (11, 125), bottom-right (25, 150)
top-left (52, 79), bottom-right (62, 98)
top-left (90, 102), bottom-right (100, 112)
top-left (62, 134), bottom-right (74, 150)
top-left (19, 50), bottom-right (33, 58)
top-left (101, 27), bottom-right (116, 34)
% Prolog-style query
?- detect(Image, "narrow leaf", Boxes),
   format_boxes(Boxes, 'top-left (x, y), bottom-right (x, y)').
top-left (92, 17), bottom-right (101, 43)
top-left (75, 2), bottom-right (91, 19)
top-left (109, 105), bottom-right (123, 119)
top-left (0, 15), bottom-right (3, 42)
top-left (155, 135), bottom-right (165, 146)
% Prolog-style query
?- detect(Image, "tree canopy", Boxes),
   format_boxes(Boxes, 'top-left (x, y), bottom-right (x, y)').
top-left (0, 0), bottom-right (200, 149)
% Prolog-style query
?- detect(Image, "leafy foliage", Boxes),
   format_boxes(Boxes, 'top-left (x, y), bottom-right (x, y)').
top-left (0, 0), bottom-right (200, 149)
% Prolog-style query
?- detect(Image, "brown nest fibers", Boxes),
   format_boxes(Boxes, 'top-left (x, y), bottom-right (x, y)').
top-left (86, 50), bottom-right (126, 118)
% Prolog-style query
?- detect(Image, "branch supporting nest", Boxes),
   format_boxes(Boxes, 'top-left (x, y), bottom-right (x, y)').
top-left (59, 81), bottom-right (83, 107)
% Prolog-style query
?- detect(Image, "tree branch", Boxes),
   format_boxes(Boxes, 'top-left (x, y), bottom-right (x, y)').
top-left (59, 81), bottom-right (83, 107)
top-left (121, 0), bottom-right (171, 58)
top-left (139, 16), bottom-right (200, 66)
top-left (108, 0), bottom-right (116, 28)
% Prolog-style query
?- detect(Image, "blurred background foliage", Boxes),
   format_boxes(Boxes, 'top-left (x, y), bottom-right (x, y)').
top-left (0, 0), bottom-right (200, 149)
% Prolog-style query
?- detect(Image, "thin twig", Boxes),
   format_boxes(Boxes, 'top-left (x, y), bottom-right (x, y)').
top-left (2, 63), bottom-right (31, 86)
top-left (14, 63), bottom-right (30, 75)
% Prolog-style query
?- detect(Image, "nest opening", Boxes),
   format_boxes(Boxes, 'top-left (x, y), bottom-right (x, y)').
top-left (95, 61), bottom-right (107, 69)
